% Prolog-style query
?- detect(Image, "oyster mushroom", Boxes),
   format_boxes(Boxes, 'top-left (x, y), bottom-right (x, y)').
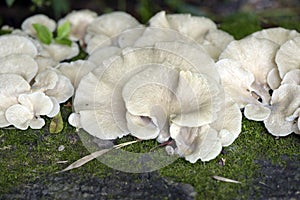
top-left (251, 27), bottom-right (300, 45)
top-left (58, 9), bottom-right (97, 41)
top-left (5, 92), bottom-right (55, 130)
top-left (0, 35), bottom-right (38, 58)
top-left (0, 74), bottom-right (31, 127)
top-left (219, 37), bottom-right (279, 106)
top-left (21, 14), bottom-right (56, 36)
top-left (56, 60), bottom-right (97, 88)
top-left (39, 42), bottom-right (79, 62)
top-left (275, 36), bottom-right (300, 78)
top-left (148, 11), bottom-right (234, 60)
top-left (0, 54), bottom-right (38, 82)
top-left (264, 84), bottom-right (300, 136)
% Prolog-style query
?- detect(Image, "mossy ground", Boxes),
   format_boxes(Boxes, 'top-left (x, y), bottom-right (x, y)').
top-left (1, 12), bottom-right (300, 200)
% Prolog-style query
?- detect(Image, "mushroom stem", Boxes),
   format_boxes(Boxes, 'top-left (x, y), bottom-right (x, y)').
top-left (250, 82), bottom-right (271, 105)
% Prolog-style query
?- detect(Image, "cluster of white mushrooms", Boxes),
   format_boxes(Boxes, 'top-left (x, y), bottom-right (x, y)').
top-left (0, 10), bottom-right (299, 163)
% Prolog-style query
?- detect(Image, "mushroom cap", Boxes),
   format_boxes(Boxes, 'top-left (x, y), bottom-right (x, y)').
top-left (5, 92), bottom-right (54, 130)
top-left (40, 42), bottom-right (79, 62)
top-left (86, 11), bottom-right (140, 37)
top-left (281, 69), bottom-right (300, 85)
top-left (73, 42), bottom-right (220, 140)
top-left (149, 11), bottom-right (217, 39)
top-left (0, 54), bottom-right (38, 82)
top-left (21, 14), bottom-right (56, 36)
top-left (56, 60), bottom-right (97, 88)
top-left (267, 68), bottom-right (281, 90)
top-left (0, 74), bottom-right (31, 127)
top-left (0, 35), bottom-right (38, 58)
top-left (35, 55), bottom-right (58, 73)
top-left (275, 36), bottom-right (300, 78)
top-left (170, 124), bottom-right (222, 163)
top-left (264, 84), bottom-right (300, 136)
top-left (88, 46), bottom-right (121, 66)
top-left (85, 34), bottom-right (112, 54)
top-left (33, 69), bottom-right (74, 103)
top-left (216, 59), bottom-right (256, 107)
top-left (244, 103), bottom-right (271, 121)
top-left (58, 9), bottom-right (97, 41)
top-left (251, 27), bottom-right (300, 45)
top-left (210, 95), bottom-right (242, 146)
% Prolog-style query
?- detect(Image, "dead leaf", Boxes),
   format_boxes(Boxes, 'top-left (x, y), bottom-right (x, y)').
top-left (49, 111), bottom-right (64, 134)
top-left (57, 140), bottom-right (140, 173)
top-left (212, 175), bottom-right (241, 184)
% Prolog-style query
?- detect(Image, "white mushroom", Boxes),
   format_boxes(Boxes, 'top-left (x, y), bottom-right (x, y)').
top-left (56, 60), bottom-right (97, 88)
top-left (264, 84), bottom-right (300, 136)
top-left (88, 46), bottom-right (121, 66)
top-left (58, 9), bottom-right (97, 41)
top-left (275, 36), bottom-right (300, 78)
top-left (21, 14), bottom-right (56, 36)
top-left (0, 74), bottom-right (31, 127)
top-left (219, 37), bottom-right (279, 105)
top-left (32, 68), bottom-right (74, 103)
top-left (281, 69), bottom-right (300, 85)
top-left (251, 27), bottom-right (300, 45)
top-left (0, 35), bottom-right (38, 58)
top-left (0, 54), bottom-right (38, 82)
top-left (5, 92), bottom-right (54, 130)
top-left (267, 68), bottom-right (281, 90)
top-left (39, 41), bottom-right (79, 62)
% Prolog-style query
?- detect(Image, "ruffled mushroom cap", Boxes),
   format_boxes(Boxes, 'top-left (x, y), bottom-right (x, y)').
top-left (267, 68), bottom-right (281, 90)
top-left (264, 84), bottom-right (300, 136)
top-left (5, 92), bottom-right (54, 130)
top-left (0, 74), bottom-right (31, 127)
top-left (40, 42), bottom-right (79, 62)
top-left (88, 46), bottom-right (121, 66)
top-left (56, 60), bottom-right (97, 88)
top-left (58, 9), bottom-right (97, 41)
top-left (0, 54), bottom-right (38, 82)
top-left (21, 14), bottom-right (56, 36)
top-left (32, 68), bottom-right (74, 103)
top-left (251, 27), bottom-right (300, 45)
top-left (72, 42), bottom-right (221, 141)
top-left (0, 35), bottom-right (38, 58)
top-left (275, 36), bottom-right (300, 78)
top-left (281, 69), bottom-right (300, 85)
top-left (86, 34), bottom-right (112, 54)
top-left (148, 11), bottom-right (234, 60)
top-left (219, 37), bottom-right (279, 105)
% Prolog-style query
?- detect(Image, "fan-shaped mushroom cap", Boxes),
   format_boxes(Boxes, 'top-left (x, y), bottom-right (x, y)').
top-left (56, 60), bottom-right (97, 88)
top-left (86, 11), bottom-right (140, 37)
top-left (40, 42), bottom-right (79, 62)
top-left (275, 36), bottom-right (300, 78)
top-left (252, 27), bottom-right (300, 45)
top-left (267, 68), bottom-right (281, 90)
top-left (0, 74), bottom-right (31, 127)
top-left (86, 34), bottom-right (112, 54)
top-left (32, 69), bottom-right (74, 103)
top-left (0, 35), bottom-right (38, 58)
top-left (58, 9), bottom-right (97, 41)
top-left (148, 11), bottom-right (233, 60)
top-left (0, 54), bottom-right (38, 82)
top-left (21, 14), bottom-right (56, 36)
top-left (72, 42), bottom-right (220, 140)
top-left (88, 46), bottom-right (121, 66)
top-left (264, 84), bottom-right (300, 136)
top-left (281, 69), bottom-right (300, 85)
top-left (170, 124), bottom-right (222, 163)
top-left (210, 95), bottom-right (242, 146)
top-left (219, 37), bottom-right (279, 105)
top-left (35, 56), bottom-right (58, 73)
top-left (5, 92), bottom-right (54, 130)
top-left (244, 103), bottom-right (271, 121)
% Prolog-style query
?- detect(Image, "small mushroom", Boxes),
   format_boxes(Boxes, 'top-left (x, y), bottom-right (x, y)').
top-left (275, 36), bottom-right (300, 78)
top-left (251, 27), bottom-right (300, 45)
top-left (0, 54), bottom-right (38, 82)
top-left (40, 42), bottom-right (79, 62)
top-left (5, 92), bottom-right (54, 130)
top-left (58, 9), bottom-right (97, 41)
top-left (32, 68), bottom-right (74, 103)
top-left (264, 84), bottom-right (300, 136)
top-left (0, 35), bottom-right (38, 58)
top-left (21, 14), bottom-right (56, 36)
top-left (56, 60), bottom-right (97, 88)
top-left (0, 74), bottom-right (31, 127)
top-left (219, 37), bottom-right (279, 105)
